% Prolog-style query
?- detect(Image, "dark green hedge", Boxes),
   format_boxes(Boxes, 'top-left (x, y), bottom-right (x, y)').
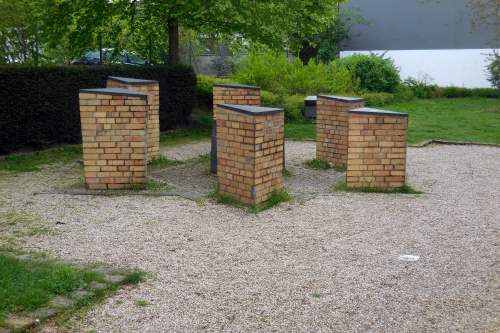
top-left (0, 65), bottom-right (196, 154)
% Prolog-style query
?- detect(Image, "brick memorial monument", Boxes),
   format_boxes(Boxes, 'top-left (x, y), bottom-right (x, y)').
top-left (106, 76), bottom-right (160, 161)
top-left (316, 95), bottom-right (365, 168)
top-left (215, 104), bottom-right (284, 205)
top-left (211, 83), bottom-right (261, 174)
top-left (79, 88), bottom-right (149, 190)
top-left (346, 107), bottom-right (408, 189)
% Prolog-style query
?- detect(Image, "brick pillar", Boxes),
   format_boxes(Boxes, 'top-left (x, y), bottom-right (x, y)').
top-left (346, 107), bottom-right (408, 189)
top-left (316, 95), bottom-right (364, 168)
top-left (79, 88), bottom-right (148, 190)
top-left (211, 83), bottom-right (261, 174)
top-left (215, 104), bottom-right (284, 205)
top-left (107, 76), bottom-right (160, 161)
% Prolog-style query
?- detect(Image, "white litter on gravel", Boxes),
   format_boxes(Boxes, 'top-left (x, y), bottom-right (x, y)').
top-left (399, 255), bottom-right (420, 262)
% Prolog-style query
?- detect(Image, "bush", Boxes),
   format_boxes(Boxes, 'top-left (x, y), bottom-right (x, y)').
top-left (439, 86), bottom-right (473, 98)
top-left (336, 54), bottom-right (400, 93)
top-left (0, 64), bottom-right (196, 154)
top-left (233, 51), bottom-right (358, 95)
top-left (403, 76), bottom-right (499, 99)
top-left (402, 77), bottom-right (439, 98)
top-left (196, 75), bottom-right (232, 109)
top-left (487, 52), bottom-right (500, 89)
top-left (261, 91), bottom-right (305, 122)
top-left (469, 88), bottom-right (499, 98)
top-left (362, 92), bottom-right (396, 107)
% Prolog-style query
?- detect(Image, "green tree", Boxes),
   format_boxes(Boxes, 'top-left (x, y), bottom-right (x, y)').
top-left (41, 0), bottom-right (344, 64)
top-left (0, 0), bottom-right (45, 63)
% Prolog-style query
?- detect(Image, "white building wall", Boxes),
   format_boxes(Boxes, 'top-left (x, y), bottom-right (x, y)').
top-left (341, 49), bottom-right (497, 88)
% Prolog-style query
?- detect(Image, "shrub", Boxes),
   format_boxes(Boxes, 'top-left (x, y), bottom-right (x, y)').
top-left (469, 88), bottom-right (499, 98)
top-left (261, 91), bottom-right (305, 122)
top-left (402, 77), bottom-right (439, 98)
top-left (196, 75), bottom-right (231, 109)
top-left (362, 92), bottom-right (396, 107)
top-left (233, 51), bottom-right (358, 95)
top-left (487, 52), bottom-right (500, 89)
top-left (336, 54), bottom-right (400, 93)
top-left (0, 64), bottom-right (196, 154)
top-left (403, 76), bottom-right (499, 99)
top-left (439, 87), bottom-right (473, 98)
top-left (393, 85), bottom-right (415, 102)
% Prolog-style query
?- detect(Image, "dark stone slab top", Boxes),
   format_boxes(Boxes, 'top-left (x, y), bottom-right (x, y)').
top-left (79, 88), bottom-right (148, 99)
top-left (350, 107), bottom-right (408, 117)
top-left (217, 104), bottom-right (283, 116)
top-left (108, 76), bottom-right (158, 85)
top-left (214, 83), bottom-right (260, 90)
top-left (317, 95), bottom-right (364, 102)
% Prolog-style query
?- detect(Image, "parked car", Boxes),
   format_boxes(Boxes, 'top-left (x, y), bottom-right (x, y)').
top-left (71, 48), bottom-right (146, 65)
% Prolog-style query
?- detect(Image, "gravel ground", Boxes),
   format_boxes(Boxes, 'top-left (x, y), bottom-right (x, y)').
top-left (0, 142), bottom-right (499, 332)
top-left (161, 140), bottom-right (211, 161)
top-left (153, 141), bottom-right (343, 202)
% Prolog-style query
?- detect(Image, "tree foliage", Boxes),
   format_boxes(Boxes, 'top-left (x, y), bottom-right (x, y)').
top-left (1, 0), bottom-right (345, 64)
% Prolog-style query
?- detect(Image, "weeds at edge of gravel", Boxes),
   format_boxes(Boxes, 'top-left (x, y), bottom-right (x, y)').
top-left (209, 186), bottom-right (291, 213)
top-left (248, 190), bottom-right (291, 213)
top-left (304, 159), bottom-right (346, 172)
top-left (332, 181), bottom-right (422, 194)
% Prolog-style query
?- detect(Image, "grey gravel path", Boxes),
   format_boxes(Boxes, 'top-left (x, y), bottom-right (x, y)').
top-left (161, 140), bottom-right (211, 161)
top-left (0, 143), bottom-right (499, 332)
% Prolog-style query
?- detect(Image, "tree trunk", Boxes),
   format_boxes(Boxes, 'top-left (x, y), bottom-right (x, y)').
top-left (168, 17), bottom-right (179, 65)
top-left (299, 41), bottom-right (318, 65)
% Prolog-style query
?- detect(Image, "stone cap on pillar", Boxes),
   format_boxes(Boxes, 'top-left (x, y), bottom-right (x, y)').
top-left (79, 87), bottom-right (148, 99)
top-left (318, 95), bottom-right (364, 103)
top-left (214, 83), bottom-right (260, 90)
top-left (217, 104), bottom-right (283, 116)
top-left (350, 107), bottom-right (408, 117)
top-left (107, 76), bottom-right (158, 85)
top-left (305, 96), bottom-right (317, 106)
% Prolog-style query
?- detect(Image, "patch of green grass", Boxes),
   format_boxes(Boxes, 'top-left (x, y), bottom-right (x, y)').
top-left (0, 210), bottom-right (35, 227)
top-left (209, 186), bottom-right (291, 213)
top-left (304, 159), bottom-right (332, 170)
top-left (283, 169), bottom-right (293, 177)
top-left (390, 98), bottom-right (500, 145)
top-left (0, 145), bottom-right (82, 173)
top-left (285, 122), bottom-right (316, 141)
top-left (130, 179), bottom-right (171, 192)
top-left (134, 300), bottom-right (149, 307)
top-left (311, 293), bottom-right (321, 299)
top-left (0, 251), bottom-right (144, 328)
top-left (249, 190), bottom-right (292, 213)
top-left (332, 181), bottom-right (422, 194)
top-left (160, 128), bottom-right (211, 147)
top-left (284, 98), bottom-right (500, 145)
top-left (148, 156), bottom-right (184, 169)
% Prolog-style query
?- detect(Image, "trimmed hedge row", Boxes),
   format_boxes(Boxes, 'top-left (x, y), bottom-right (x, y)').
top-left (0, 65), bottom-right (196, 154)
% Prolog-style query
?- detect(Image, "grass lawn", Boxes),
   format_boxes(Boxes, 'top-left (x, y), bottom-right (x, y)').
top-left (285, 98), bottom-right (500, 145)
top-left (0, 145), bottom-right (82, 173)
top-left (160, 127), bottom-right (211, 147)
top-left (0, 252), bottom-right (143, 327)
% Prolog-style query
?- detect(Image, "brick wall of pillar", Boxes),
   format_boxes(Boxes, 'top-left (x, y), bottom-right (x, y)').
top-left (107, 76), bottom-right (160, 161)
top-left (346, 108), bottom-right (408, 189)
top-left (316, 95), bottom-right (365, 168)
top-left (79, 88), bottom-right (148, 190)
top-left (211, 83), bottom-right (261, 174)
top-left (215, 104), bottom-right (284, 205)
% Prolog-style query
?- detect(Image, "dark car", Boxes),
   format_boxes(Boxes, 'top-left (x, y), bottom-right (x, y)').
top-left (71, 48), bottom-right (146, 65)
